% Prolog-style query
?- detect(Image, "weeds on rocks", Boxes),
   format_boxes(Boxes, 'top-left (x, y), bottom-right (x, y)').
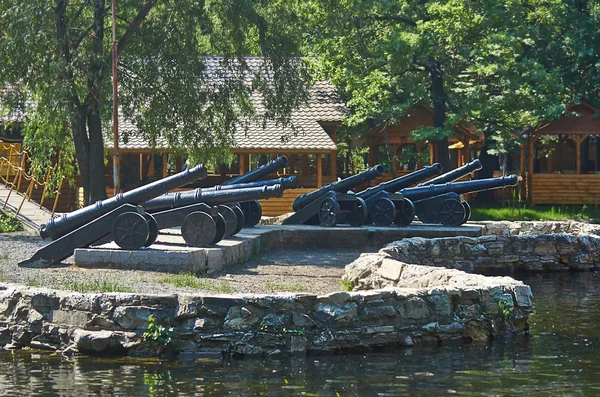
top-left (0, 213), bottom-right (22, 233)
top-left (156, 273), bottom-right (235, 293)
top-left (63, 279), bottom-right (133, 293)
top-left (266, 281), bottom-right (307, 292)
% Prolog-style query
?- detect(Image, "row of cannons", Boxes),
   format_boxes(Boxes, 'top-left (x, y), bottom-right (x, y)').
top-left (19, 156), bottom-right (518, 268)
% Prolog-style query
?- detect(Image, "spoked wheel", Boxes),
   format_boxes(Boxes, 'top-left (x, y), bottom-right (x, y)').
top-left (240, 200), bottom-right (262, 227)
top-left (394, 198), bottom-right (415, 226)
top-left (211, 212), bottom-right (227, 245)
top-left (112, 212), bottom-right (150, 250)
top-left (462, 201), bottom-right (471, 224)
top-left (218, 205), bottom-right (239, 237)
top-left (143, 213), bottom-right (159, 247)
top-left (318, 197), bottom-right (340, 227)
top-left (346, 197), bottom-right (368, 226)
top-left (439, 198), bottom-right (467, 226)
top-left (181, 211), bottom-right (217, 247)
top-left (370, 198), bottom-right (396, 226)
top-left (231, 205), bottom-right (245, 236)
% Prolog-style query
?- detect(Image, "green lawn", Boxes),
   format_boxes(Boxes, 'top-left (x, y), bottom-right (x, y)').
top-left (469, 204), bottom-right (600, 222)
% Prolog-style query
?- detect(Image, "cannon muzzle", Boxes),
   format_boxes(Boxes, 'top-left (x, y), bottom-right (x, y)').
top-left (419, 159), bottom-right (482, 186)
top-left (223, 156), bottom-right (288, 185)
top-left (144, 184), bottom-right (284, 212)
top-left (292, 164), bottom-right (385, 212)
top-left (40, 165), bottom-right (208, 240)
top-left (402, 175), bottom-right (519, 201)
top-left (357, 163), bottom-right (442, 200)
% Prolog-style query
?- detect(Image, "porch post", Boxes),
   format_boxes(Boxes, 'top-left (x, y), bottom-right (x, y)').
top-left (330, 150), bottom-right (337, 178)
top-left (239, 153), bottom-right (246, 175)
top-left (162, 153), bottom-right (168, 177)
top-left (368, 145), bottom-right (377, 167)
top-left (528, 134), bottom-right (535, 204)
top-left (572, 135), bottom-right (584, 174)
top-left (317, 154), bottom-right (323, 188)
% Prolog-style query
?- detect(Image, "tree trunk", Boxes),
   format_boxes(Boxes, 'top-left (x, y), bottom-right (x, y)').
top-left (87, 111), bottom-right (108, 202)
top-left (71, 108), bottom-right (91, 204)
top-left (476, 130), bottom-right (497, 203)
top-left (430, 62), bottom-right (450, 172)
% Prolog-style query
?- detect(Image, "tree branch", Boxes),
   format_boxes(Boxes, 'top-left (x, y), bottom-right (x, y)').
top-left (116, 0), bottom-right (157, 56)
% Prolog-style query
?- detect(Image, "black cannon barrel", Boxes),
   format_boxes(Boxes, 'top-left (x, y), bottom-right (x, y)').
top-left (292, 164), bottom-right (385, 212)
top-left (143, 184), bottom-right (284, 213)
top-left (39, 165), bottom-right (208, 240)
top-left (223, 156), bottom-right (288, 185)
top-left (401, 175), bottom-right (519, 201)
top-left (357, 163), bottom-right (442, 200)
top-left (207, 176), bottom-right (297, 191)
top-left (419, 159), bottom-right (482, 186)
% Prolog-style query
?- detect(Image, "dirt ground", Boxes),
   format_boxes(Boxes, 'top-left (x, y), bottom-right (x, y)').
top-left (213, 248), bottom-right (374, 295)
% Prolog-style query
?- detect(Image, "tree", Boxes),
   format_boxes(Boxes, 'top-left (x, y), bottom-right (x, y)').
top-left (0, 0), bottom-right (310, 204)
top-left (298, 0), bottom-right (575, 174)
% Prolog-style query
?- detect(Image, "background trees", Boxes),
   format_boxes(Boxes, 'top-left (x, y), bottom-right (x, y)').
top-left (0, 0), bottom-right (310, 204)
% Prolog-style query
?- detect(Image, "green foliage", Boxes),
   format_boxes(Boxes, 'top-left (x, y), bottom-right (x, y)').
top-left (339, 279), bottom-right (353, 292)
top-left (63, 279), bottom-right (133, 293)
top-left (156, 273), bottom-right (235, 293)
top-left (0, 213), bottom-right (23, 233)
top-left (469, 204), bottom-right (600, 222)
top-left (142, 315), bottom-right (173, 346)
top-left (497, 298), bottom-right (514, 318)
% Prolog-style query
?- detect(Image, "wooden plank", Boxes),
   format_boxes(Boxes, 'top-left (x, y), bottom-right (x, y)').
top-left (317, 155), bottom-right (322, 188)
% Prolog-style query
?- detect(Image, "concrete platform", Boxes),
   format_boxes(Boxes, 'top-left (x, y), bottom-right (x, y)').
top-left (74, 223), bottom-right (482, 275)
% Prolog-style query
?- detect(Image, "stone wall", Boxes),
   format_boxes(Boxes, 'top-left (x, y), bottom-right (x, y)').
top-left (0, 271), bottom-right (531, 357)
top-left (475, 220), bottom-right (600, 237)
top-left (380, 234), bottom-right (600, 273)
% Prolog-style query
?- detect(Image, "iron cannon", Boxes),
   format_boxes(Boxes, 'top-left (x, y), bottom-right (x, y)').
top-left (223, 156), bottom-right (290, 227)
top-left (20, 165), bottom-right (208, 268)
top-left (138, 184), bottom-right (284, 248)
top-left (284, 165), bottom-right (385, 227)
top-left (401, 175), bottom-right (520, 226)
top-left (416, 159), bottom-right (482, 223)
top-left (356, 163), bottom-right (443, 226)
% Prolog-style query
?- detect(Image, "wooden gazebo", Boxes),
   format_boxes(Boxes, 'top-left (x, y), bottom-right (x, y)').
top-left (527, 102), bottom-right (600, 205)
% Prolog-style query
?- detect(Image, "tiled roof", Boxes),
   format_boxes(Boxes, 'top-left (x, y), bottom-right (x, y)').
top-left (107, 57), bottom-right (343, 152)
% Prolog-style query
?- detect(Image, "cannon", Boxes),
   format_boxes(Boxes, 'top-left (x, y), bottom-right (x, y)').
top-left (283, 165), bottom-right (385, 227)
top-left (141, 184), bottom-right (284, 248)
top-left (19, 165), bottom-right (208, 268)
top-left (418, 159), bottom-right (482, 222)
top-left (400, 175), bottom-right (519, 226)
top-left (223, 156), bottom-right (290, 227)
top-left (356, 163), bottom-right (442, 226)
top-left (145, 184), bottom-right (283, 247)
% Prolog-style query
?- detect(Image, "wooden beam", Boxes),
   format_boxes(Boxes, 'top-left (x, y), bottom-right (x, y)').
top-left (429, 142), bottom-right (436, 165)
top-left (162, 153), bottom-right (168, 177)
top-left (528, 135), bottom-right (534, 205)
top-left (330, 150), bottom-right (337, 178)
top-left (571, 134), bottom-right (584, 174)
top-left (139, 153), bottom-right (143, 180)
top-left (302, 154), bottom-right (309, 175)
top-left (368, 145), bottom-right (377, 167)
top-left (317, 154), bottom-right (323, 188)
top-left (239, 153), bottom-right (246, 175)
top-left (289, 153), bottom-right (296, 174)
top-left (463, 140), bottom-right (470, 166)
top-left (519, 143), bottom-right (525, 175)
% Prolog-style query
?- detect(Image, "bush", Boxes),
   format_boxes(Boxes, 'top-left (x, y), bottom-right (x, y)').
top-left (0, 213), bottom-right (23, 233)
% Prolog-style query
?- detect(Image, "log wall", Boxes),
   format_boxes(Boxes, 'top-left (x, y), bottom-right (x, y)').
top-left (531, 174), bottom-right (600, 205)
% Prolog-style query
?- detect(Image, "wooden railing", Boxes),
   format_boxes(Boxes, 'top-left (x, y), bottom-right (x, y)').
top-left (0, 141), bottom-right (64, 216)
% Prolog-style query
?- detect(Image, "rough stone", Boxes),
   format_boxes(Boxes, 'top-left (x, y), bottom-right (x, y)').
top-left (223, 306), bottom-right (262, 330)
top-left (377, 259), bottom-right (404, 281)
top-left (398, 298), bottom-right (430, 320)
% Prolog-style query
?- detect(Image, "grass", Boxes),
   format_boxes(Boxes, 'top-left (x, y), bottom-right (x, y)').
top-left (266, 281), bottom-right (307, 292)
top-left (63, 279), bottom-right (133, 293)
top-left (156, 273), bottom-right (235, 293)
top-left (0, 213), bottom-right (23, 233)
top-left (339, 279), bottom-right (353, 292)
top-left (469, 203), bottom-right (600, 222)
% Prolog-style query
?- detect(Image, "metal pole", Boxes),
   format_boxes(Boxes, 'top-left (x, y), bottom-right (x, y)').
top-left (112, 0), bottom-right (121, 195)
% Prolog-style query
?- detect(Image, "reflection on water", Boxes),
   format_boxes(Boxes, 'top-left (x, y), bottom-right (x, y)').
top-left (1, 272), bottom-right (600, 396)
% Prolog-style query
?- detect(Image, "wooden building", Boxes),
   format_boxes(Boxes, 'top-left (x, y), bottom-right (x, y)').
top-left (356, 103), bottom-right (481, 183)
top-left (527, 102), bottom-right (600, 205)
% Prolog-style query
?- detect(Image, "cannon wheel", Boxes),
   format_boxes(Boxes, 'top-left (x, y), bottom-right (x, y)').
top-left (439, 198), bottom-right (466, 226)
top-left (394, 198), bottom-right (415, 226)
top-left (112, 212), bottom-right (150, 250)
top-left (143, 213), bottom-right (159, 247)
top-left (231, 205), bottom-right (245, 235)
top-left (462, 201), bottom-right (471, 224)
top-left (318, 197), bottom-right (340, 227)
top-left (181, 211), bottom-right (217, 247)
top-left (240, 200), bottom-right (262, 227)
top-left (371, 198), bottom-right (396, 227)
top-left (346, 197), bottom-right (368, 226)
top-left (211, 212), bottom-right (227, 245)
top-left (218, 205), bottom-right (239, 237)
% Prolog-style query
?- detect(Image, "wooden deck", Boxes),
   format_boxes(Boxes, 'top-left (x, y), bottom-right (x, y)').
top-left (531, 174), bottom-right (600, 205)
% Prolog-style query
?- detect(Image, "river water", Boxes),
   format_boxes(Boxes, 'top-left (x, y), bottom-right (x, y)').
top-left (0, 272), bottom-right (599, 396)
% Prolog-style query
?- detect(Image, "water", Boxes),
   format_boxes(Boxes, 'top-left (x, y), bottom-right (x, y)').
top-left (1, 272), bottom-right (600, 396)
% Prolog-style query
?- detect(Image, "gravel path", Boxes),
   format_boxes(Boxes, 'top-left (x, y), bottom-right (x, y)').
top-left (0, 232), bottom-right (372, 296)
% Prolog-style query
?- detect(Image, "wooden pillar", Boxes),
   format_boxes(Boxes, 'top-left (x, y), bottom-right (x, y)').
top-left (368, 145), bottom-right (377, 167)
top-left (317, 154), bottom-right (322, 188)
top-left (162, 153), bottom-right (168, 177)
top-left (302, 154), bottom-right (309, 175)
top-left (529, 134), bottom-right (535, 204)
top-left (330, 150), bottom-right (337, 178)
top-left (416, 143), bottom-right (424, 168)
top-left (289, 154), bottom-right (296, 174)
top-left (139, 153), bottom-right (143, 180)
top-left (176, 157), bottom-right (183, 172)
top-left (572, 135), bottom-right (584, 174)
top-left (148, 154), bottom-right (155, 177)
top-left (429, 142), bottom-right (436, 165)
top-left (239, 153), bottom-right (246, 175)
top-left (519, 143), bottom-right (525, 175)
